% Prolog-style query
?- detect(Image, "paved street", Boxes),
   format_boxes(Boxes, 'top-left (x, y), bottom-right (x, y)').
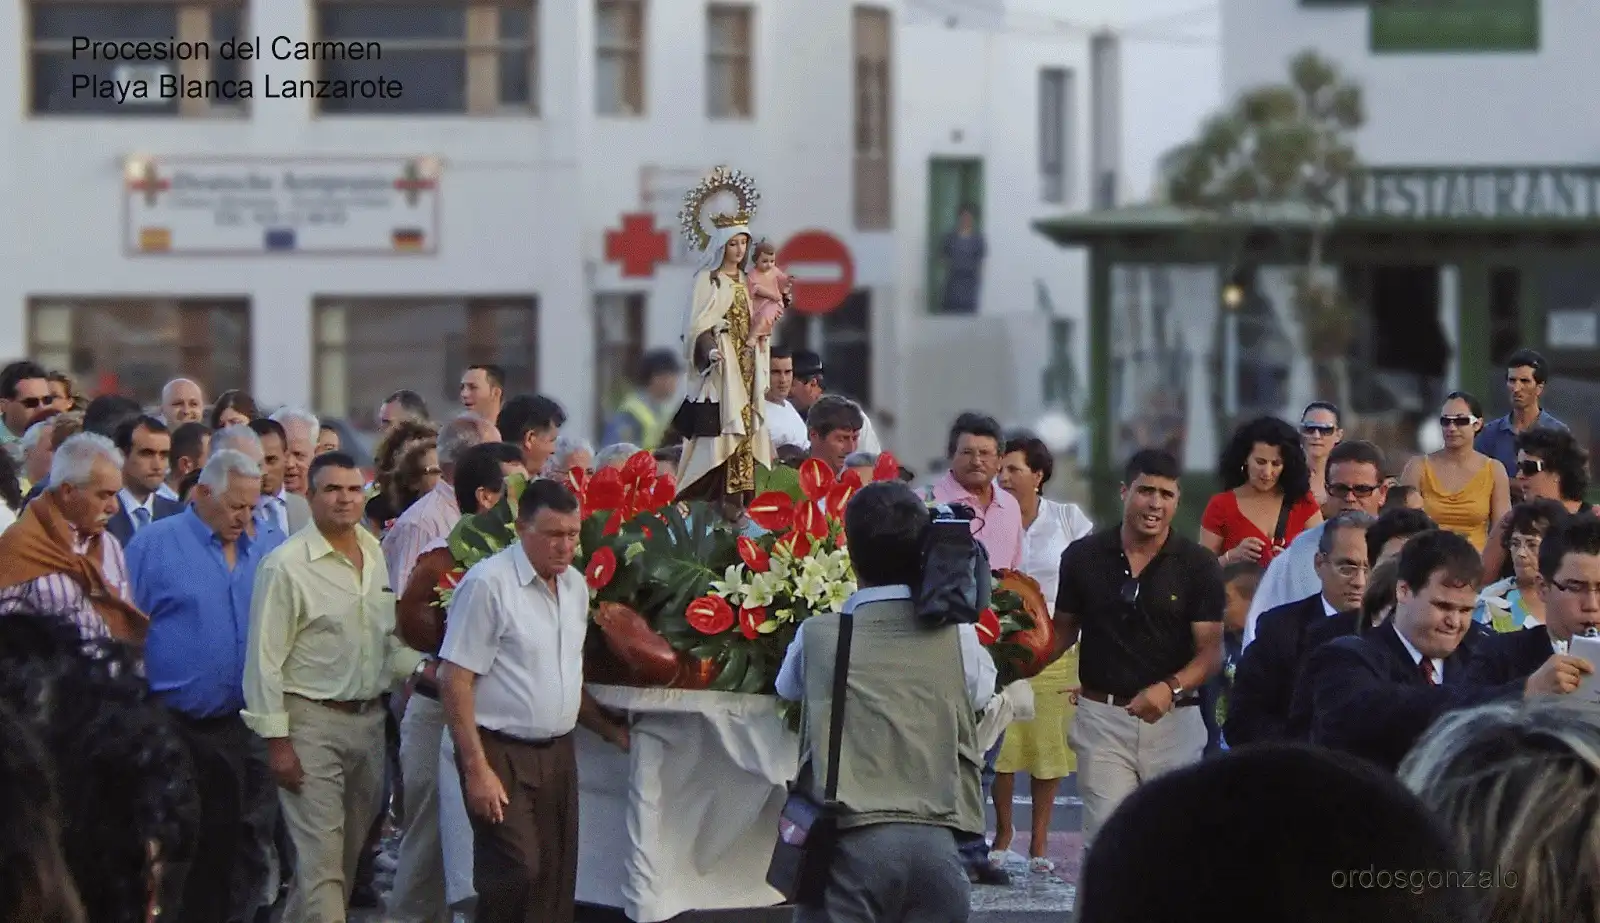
top-left (344, 773), bottom-right (1084, 921)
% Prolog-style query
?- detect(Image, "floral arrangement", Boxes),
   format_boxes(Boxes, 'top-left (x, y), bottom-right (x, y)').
top-left (433, 451), bottom-right (1051, 697)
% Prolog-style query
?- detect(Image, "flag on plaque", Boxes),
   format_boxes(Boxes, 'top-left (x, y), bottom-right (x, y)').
top-left (137, 227), bottom-right (171, 252)
top-left (392, 228), bottom-right (426, 250)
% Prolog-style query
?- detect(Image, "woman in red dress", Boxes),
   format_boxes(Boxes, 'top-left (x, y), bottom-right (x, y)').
top-left (1199, 416), bottom-right (1322, 568)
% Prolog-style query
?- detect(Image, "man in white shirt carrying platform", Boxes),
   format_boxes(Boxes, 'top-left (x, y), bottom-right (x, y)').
top-left (439, 478), bottom-right (630, 923)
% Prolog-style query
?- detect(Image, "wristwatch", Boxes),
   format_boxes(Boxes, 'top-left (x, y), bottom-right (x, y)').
top-left (1163, 676), bottom-right (1184, 698)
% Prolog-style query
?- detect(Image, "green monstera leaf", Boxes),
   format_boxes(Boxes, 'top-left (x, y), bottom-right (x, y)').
top-left (447, 473), bottom-right (530, 568)
top-left (628, 502), bottom-right (740, 641)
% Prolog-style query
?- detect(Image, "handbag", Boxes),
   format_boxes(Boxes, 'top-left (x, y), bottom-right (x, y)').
top-left (767, 609), bottom-right (856, 905)
top-left (1271, 495), bottom-right (1294, 554)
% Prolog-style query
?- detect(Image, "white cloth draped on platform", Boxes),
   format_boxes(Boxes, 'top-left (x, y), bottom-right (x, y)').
top-left (576, 685), bottom-right (799, 923)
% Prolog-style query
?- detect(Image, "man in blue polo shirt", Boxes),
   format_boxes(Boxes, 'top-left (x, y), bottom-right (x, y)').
top-left (127, 448), bottom-right (286, 923)
top-left (1476, 349), bottom-right (1566, 487)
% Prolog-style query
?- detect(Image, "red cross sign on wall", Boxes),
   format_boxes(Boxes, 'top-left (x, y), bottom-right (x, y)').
top-left (605, 213), bottom-right (671, 278)
top-left (127, 161), bottom-right (170, 206)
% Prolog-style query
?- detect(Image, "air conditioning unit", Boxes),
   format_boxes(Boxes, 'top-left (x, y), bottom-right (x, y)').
top-left (113, 63), bottom-right (170, 105)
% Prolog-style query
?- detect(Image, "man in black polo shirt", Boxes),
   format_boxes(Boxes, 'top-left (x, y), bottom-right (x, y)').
top-left (1051, 448), bottom-right (1224, 845)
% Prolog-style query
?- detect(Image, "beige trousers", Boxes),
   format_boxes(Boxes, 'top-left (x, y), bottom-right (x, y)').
top-left (388, 693), bottom-right (451, 923)
top-left (1068, 697), bottom-right (1207, 846)
top-left (278, 695), bottom-right (386, 923)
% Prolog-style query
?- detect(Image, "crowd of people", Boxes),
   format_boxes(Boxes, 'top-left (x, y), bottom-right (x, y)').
top-left (0, 338), bottom-right (1596, 923)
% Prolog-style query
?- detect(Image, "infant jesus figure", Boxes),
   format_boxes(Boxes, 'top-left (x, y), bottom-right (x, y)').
top-left (745, 239), bottom-right (792, 347)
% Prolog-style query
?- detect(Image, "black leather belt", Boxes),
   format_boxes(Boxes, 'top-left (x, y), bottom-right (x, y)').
top-left (1079, 688), bottom-right (1199, 708)
top-left (480, 727), bottom-right (568, 749)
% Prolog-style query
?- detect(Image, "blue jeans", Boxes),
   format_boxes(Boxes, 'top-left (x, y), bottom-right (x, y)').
top-left (957, 734), bottom-right (1005, 868)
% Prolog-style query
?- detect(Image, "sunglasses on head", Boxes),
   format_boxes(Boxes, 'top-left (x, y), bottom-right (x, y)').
top-left (1300, 423), bottom-right (1337, 435)
top-left (1516, 458), bottom-right (1545, 477)
top-left (1439, 414), bottom-right (1480, 429)
top-left (1328, 483), bottom-right (1380, 499)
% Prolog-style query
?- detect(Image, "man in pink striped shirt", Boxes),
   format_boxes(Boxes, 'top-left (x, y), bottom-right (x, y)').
top-left (927, 412), bottom-right (1024, 571)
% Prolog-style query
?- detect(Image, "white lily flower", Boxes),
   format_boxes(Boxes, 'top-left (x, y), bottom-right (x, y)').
top-left (744, 571), bottom-right (781, 609)
top-left (709, 564), bottom-right (749, 604)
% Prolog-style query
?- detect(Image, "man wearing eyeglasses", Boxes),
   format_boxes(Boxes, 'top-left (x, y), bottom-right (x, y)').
top-left (1476, 349), bottom-right (1566, 486)
top-left (1244, 441), bottom-right (1390, 649)
top-left (1226, 511), bottom-right (1374, 747)
top-left (0, 360), bottom-right (53, 464)
top-left (1047, 448), bottom-right (1223, 847)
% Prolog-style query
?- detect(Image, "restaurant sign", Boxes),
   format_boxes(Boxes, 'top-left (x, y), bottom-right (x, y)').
top-left (1344, 167), bottom-right (1600, 222)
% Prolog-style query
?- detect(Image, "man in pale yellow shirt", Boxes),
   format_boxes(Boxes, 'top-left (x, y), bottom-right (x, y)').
top-left (244, 451), bottom-right (423, 923)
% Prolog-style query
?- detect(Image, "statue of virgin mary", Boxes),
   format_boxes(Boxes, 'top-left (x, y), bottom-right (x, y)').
top-left (671, 166), bottom-right (774, 502)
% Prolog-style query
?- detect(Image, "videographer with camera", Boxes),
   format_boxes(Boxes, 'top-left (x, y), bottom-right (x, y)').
top-left (773, 481), bottom-right (995, 922)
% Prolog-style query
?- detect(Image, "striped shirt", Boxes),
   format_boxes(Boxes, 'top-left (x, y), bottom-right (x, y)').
top-left (0, 529), bottom-right (131, 640)
top-left (382, 481), bottom-right (460, 593)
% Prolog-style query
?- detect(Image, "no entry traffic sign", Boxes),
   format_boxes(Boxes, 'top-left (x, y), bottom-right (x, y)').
top-left (777, 230), bottom-right (855, 316)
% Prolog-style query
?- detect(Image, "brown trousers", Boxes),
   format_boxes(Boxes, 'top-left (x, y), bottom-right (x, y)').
top-left (466, 730), bottom-right (578, 923)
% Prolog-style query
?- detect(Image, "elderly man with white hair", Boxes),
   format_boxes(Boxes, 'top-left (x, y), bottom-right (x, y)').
top-left (543, 434), bottom-right (593, 481)
top-left (161, 377), bottom-right (205, 428)
top-left (127, 448), bottom-right (284, 923)
top-left (594, 442), bottom-right (641, 470)
top-left (0, 432), bottom-right (146, 641)
top-left (270, 407), bottom-right (320, 497)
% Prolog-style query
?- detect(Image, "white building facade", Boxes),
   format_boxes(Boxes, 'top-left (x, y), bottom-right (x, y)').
top-left (1, 0), bottom-right (901, 440)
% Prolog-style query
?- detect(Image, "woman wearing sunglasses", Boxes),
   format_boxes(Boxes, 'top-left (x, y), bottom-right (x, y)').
top-left (1299, 402), bottom-right (1343, 507)
top-left (1478, 425), bottom-right (1596, 584)
top-left (1399, 391), bottom-right (1509, 551)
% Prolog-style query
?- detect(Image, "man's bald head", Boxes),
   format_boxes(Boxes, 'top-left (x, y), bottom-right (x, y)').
top-left (161, 378), bottom-right (204, 427)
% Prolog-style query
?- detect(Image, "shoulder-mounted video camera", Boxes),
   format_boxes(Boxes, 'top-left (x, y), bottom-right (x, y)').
top-left (915, 503), bottom-right (992, 627)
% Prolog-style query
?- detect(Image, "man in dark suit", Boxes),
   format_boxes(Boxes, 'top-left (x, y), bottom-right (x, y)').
top-left (106, 415), bottom-right (183, 547)
top-left (1471, 515), bottom-right (1599, 690)
top-left (1305, 530), bottom-right (1523, 772)
top-left (1226, 510), bottom-right (1374, 747)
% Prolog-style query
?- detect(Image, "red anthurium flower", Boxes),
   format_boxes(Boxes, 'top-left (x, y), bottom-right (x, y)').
top-left (686, 595), bottom-right (736, 635)
top-left (795, 500), bottom-right (829, 539)
top-left (585, 467), bottom-right (626, 512)
top-left (602, 510), bottom-right (623, 536)
top-left (650, 473), bottom-right (677, 508)
top-left (737, 536), bottom-right (771, 572)
top-left (779, 529), bottom-right (812, 559)
top-left (622, 485), bottom-right (648, 520)
top-left (585, 546), bottom-right (618, 590)
top-left (975, 609), bottom-right (1002, 646)
top-left (872, 452), bottom-right (901, 483)
top-left (825, 480), bottom-right (858, 520)
top-left (798, 458), bottom-right (836, 502)
top-left (839, 468), bottom-right (864, 490)
top-left (565, 466), bottom-right (589, 497)
top-left (747, 491), bottom-right (797, 532)
top-left (437, 567), bottom-right (466, 592)
top-left (623, 451), bottom-right (657, 488)
top-left (739, 605), bottom-right (766, 640)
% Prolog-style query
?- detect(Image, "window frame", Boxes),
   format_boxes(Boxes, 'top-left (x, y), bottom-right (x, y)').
top-left (311, 0), bottom-right (540, 116)
top-left (311, 295), bottom-right (539, 427)
top-left (705, 3), bottom-right (752, 119)
top-left (592, 292), bottom-right (646, 438)
top-left (595, 0), bottom-right (645, 117)
top-left (1038, 67), bottom-right (1072, 205)
top-left (26, 295), bottom-right (253, 403)
top-left (851, 4), bottom-right (892, 230)
top-left (26, 0), bottom-right (250, 118)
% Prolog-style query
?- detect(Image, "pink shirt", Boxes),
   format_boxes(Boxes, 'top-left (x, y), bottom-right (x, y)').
top-left (746, 267), bottom-right (789, 333)
top-left (381, 481), bottom-right (461, 593)
top-left (928, 471), bottom-right (1024, 571)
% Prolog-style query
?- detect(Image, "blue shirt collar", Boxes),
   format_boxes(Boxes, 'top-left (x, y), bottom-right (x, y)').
top-left (178, 505), bottom-right (252, 555)
top-left (842, 584), bottom-right (912, 614)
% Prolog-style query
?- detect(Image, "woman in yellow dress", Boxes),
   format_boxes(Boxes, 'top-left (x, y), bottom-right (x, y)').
top-left (1400, 391), bottom-right (1510, 551)
top-left (990, 436), bottom-right (1093, 874)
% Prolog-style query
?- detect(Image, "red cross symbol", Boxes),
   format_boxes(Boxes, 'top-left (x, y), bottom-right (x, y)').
top-left (127, 161), bottom-right (169, 206)
top-left (394, 161), bottom-right (436, 207)
top-left (605, 213), bottom-right (671, 278)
